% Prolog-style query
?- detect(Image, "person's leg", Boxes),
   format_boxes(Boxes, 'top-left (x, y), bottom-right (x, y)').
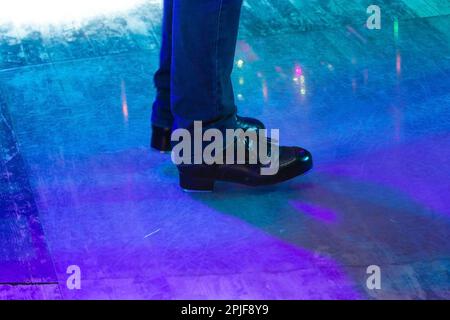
top-left (160, 0), bottom-right (313, 191)
top-left (151, 0), bottom-right (174, 129)
top-left (151, 0), bottom-right (264, 151)
top-left (171, 0), bottom-right (243, 131)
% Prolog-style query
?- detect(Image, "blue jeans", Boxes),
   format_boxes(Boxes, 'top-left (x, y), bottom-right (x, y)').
top-left (151, 0), bottom-right (243, 131)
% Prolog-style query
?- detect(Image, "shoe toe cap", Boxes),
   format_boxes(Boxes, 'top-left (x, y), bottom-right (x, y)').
top-left (296, 148), bottom-right (312, 163)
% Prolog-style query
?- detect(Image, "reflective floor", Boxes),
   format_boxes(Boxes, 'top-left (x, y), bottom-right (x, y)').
top-left (1, 1), bottom-right (450, 299)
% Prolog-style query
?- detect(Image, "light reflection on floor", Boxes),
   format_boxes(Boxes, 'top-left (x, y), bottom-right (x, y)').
top-left (0, 0), bottom-right (155, 25)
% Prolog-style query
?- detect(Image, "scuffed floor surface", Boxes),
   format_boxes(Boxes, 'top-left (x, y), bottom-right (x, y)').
top-left (0, 0), bottom-right (449, 299)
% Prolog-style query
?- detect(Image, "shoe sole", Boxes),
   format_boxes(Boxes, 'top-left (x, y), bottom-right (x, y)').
top-left (179, 162), bottom-right (313, 192)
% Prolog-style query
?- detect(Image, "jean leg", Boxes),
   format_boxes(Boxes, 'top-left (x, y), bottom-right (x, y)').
top-left (151, 0), bottom-right (175, 128)
top-left (171, 0), bottom-right (243, 131)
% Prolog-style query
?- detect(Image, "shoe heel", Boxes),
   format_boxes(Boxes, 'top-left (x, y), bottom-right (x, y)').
top-left (151, 126), bottom-right (172, 152)
top-left (179, 172), bottom-right (215, 192)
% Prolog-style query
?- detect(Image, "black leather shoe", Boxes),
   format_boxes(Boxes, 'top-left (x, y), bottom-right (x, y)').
top-left (177, 139), bottom-right (313, 192)
top-left (151, 115), bottom-right (265, 152)
top-left (151, 126), bottom-right (172, 152)
top-left (235, 116), bottom-right (265, 132)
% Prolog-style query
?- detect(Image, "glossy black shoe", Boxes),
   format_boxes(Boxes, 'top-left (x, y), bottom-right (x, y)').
top-left (151, 126), bottom-right (172, 152)
top-left (177, 140), bottom-right (313, 192)
top-left (235, 116), bottom-right (265, 132)
top-left (151, 115), bottom-right (265, 152)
